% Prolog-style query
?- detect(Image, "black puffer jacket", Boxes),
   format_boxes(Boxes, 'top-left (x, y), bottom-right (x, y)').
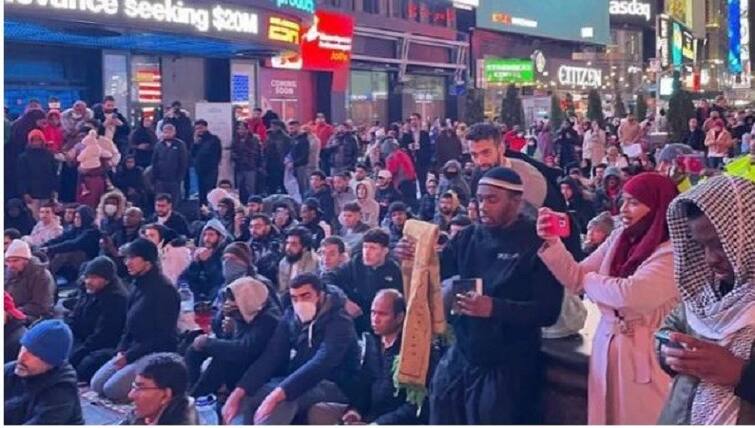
top-left (4, 362), bottom-right (84, 425)
top-left (45, 206), bottom-right (102, 259)
top-left (17, 146), bottom-right (58, 199)
top-left (151, 138), bottom-right (189, 183)
top-left (192, 132), bottom-right (222, 174)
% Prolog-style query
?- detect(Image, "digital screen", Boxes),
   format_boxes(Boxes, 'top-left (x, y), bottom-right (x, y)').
top-left (484, 58), bottom-right (535, 85)
top-left (477, 1), bottom-right (610, 45)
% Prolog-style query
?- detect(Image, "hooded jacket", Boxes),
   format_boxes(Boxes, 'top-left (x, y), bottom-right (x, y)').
top-left (322, 254), bottom-right (403, 334)
top-left (67, 278), bottom-right (128, 363)
top-left (5, 257), bottom-right (55, 321)
top-left (438, 160), bottom-right (471, 206)
top-left (277, 250), bottom-right (320, 295)
top-left (203, 280), bottom-right (282, 367)
top-left (560, 177), bottom-right (596, 233)
top-left (5, 198), bottom-right (36, 236)
top-left (328, 131), bottom-right (359, 173)
top-left (118, 266), bottom-right (180, 363)
top-left (593, 168), bottom-right (624, 216)
top-left (355, 182), bottom-right (380, 228)
top-left (45, 206), bottom-right (102, 259)
top-left (182, 219), bottom-right (229, 300)
top-left (304, 185), bottom-right (336, 224)
top-left (237, 285), bottom-right (360, 401)
top-left (96, 190), bottom-right (128, 236)
top-left (658, 176), bottom-right (755, 425)
top-left (4, 362), bottom-right (84, 425)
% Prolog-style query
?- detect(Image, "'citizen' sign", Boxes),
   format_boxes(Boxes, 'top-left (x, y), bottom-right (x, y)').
top-left (558, 65), bottom-right (602, 88)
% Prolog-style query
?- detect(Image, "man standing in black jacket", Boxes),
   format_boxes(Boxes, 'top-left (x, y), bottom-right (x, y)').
top-left (232, 123), bottom-right (262, 205)
top-left (192, 119), bottom-right (222, 206)
top-left (152, 124), bottom-right (189, 204)
top-left (163, 101), bottom-right (194, 200)
top-left (323, 228), bottom-right (402, 334)
top-left (265, 120), bottom-right (292, 195)
top-left (4, 320), bottom-right (85, 425)
top-left (396, 167), bottom-right (563, 424)
top-left (17, 129), bottom-right (58, 218)
top-left (90, 238), bottom-right (180, 402)
top-left (288, 120), bottom-right (311, 195)
top-left (66, 256), bottom-right (127, 382)
top-left (683, 118), bottom-right (706, 152)
top-left (308, 289), bottom-right (432, 425)
top-left (401, 113), bottom-right (433, 194)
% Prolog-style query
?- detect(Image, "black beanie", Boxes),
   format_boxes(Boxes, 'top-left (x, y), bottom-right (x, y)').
top-left (125, 238), bottom-right (159, 263)
top-left (83, 256), bottom-right (116, 281)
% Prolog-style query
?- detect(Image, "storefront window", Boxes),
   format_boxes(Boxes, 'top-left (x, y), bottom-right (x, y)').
top-left (348, 70), bottom-right (389, 127)
top-left (102, 52), bottom-right (129, 120)
top-left (130, 56), bottom-right (162, 120)
top-left (402, 74), bottom-right (446, 122)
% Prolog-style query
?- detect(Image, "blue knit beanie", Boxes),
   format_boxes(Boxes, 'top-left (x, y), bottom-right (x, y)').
top-left (20, 320), bottom-right (73, 367)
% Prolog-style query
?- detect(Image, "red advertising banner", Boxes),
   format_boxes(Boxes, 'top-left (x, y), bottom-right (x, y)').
top-left (300, 10), bottom-right (354, 71)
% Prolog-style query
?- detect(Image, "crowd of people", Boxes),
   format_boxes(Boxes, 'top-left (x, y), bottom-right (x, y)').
top-left (4, 94), bottom-right (755, 425)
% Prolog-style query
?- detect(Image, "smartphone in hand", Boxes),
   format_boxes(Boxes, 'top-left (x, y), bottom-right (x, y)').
top-left (546, 212), bottom-right (571, 238)
top-left (655, 330), bottom-right (684, 350)
top-left (451, 278), bottom-right (482, 315)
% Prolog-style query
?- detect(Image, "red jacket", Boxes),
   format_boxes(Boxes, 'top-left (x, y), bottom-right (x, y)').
top-left (42, 125), bottom-right (64, 153)
top-left (246, 117), bottom-right (267, 142)
top-left (386, 150), bottom-right (417, 185)
top-left (314, 122), bottom-right (334, 149)
top-left (504, 130), bottom-right (527, 152)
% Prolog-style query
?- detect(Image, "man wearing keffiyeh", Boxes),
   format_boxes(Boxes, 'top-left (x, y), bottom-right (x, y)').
top-left (657, 175), bottom-right (755, 424)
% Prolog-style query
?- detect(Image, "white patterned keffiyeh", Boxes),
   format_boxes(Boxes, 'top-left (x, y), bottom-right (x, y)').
top-left (667, 175), bottom-right (755, 425)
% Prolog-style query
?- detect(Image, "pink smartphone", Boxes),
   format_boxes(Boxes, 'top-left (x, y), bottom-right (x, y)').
top-left (547, 212), bottom-right (571, 238)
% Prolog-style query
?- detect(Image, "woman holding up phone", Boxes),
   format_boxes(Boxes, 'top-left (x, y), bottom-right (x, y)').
top-left (536, 172), bottom-right (680, 425)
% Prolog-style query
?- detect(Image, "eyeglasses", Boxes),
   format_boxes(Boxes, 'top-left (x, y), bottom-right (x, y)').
top-left (377, 176), bottom-right (388, 180)
top-left (130, 382), bottom-right (163, 392)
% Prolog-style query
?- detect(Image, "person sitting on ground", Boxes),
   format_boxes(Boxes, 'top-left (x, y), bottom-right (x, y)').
top-left (308, 289), bottom-right (434, 425)
top-left (41, 205), bottom-right (102, 278)
top-left (123, 353), bottom-right (198, 425)
top-left (318, 236), bottom-right (349, 275)
top-left (418, 177), bottom-right (439, 222)
top-left (5, 199), bottom-right (35, 237)
top-left (148, 193), bottom-right (190, 238)
top-left (299, 198), bottom-right (327, 249)
top-left (65, 256), bottom-right (128, 383)
top-left (277, 227), bottom-right (320, 297)
top-left (23, 202), bottom-right (63, 248)
top-left (433, 191), bottom-right (466, 232)
top-left (90, 238), bottom-right (180, 402)
top-left (438, 160), bottom-right (471, 206)
top-left (323, 228), bottom-right (402, 335)
top-left (4, 229), bottom-right (23, 252)
top-left (247, 214), bottom-right (285, 289)
top-left (4, 239), bottom-right (55, 323)
top-left (337, 202), bottom-right (371, 254)
top-left (4, 291), bottom-right (28, 363)
top-left (332, 171), bottom-right (356, 219)
top-left (141, 223), bottom-right (191, 286)
top-left (272, 202), bottom-right (299, 233)
top-left (221, 273), bottom-right (360, 425)
top-left (374, 170), bottom-right (402, 223)
top-left (355, 182), bottom-right (380, 228)
top-left (96, 190), bottom-right (128, 238)
top-left (385, 201), bottom-right (410, 251)
top-left (4, 320), bottom-right (84, 425)
top-left (304, 171), bottom-right (336, 225)
top-left (181, 218), bottom-right (229, 301)
top-left (185, 276), bottom-right (281, 398)
top-left (593, 167), bottom-right (624, 216)
top-left (100, 207), bottom-right (145, 278)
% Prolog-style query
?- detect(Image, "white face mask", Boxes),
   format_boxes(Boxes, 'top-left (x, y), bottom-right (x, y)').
top-left (104, 204), bottom-right (118, 216)
top-left (293, 300), bottom-right (317, 324)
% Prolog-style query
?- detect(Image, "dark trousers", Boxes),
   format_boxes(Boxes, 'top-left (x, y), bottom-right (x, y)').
top-left (185, 347), bottom-right (246, 397)
top-left (197, 170), bottom-right (219, 206)
top-left (71, 348), bottom-right (115, 383)
top-left (416, 165), bottom-right (430, 195)
top-left (398, 179), bottom-right (419, 213)
top-left (236, 170), bottom-right (257, 204)
top-left (266, 165), bottom-right (284, 195)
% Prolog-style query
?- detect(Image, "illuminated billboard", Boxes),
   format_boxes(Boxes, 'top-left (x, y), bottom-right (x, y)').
top-left (477, 1), bottom-right (610, 45)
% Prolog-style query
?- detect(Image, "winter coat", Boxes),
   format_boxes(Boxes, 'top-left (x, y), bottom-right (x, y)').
top-left (435, 130), bottom-right (462, 167)
top-left (117, 266), bottom-right (180, 363)
top-left (337, 221), bottom-right (370, 253)
top-left (683, 128), bottom-right (706, 152)
top-left (45, 219), bottom-right (102, 260)
top-left (418, 194), bottom-right (437, 221)
top-left (277, 250), bottom-right (319, 294)
top-left (17, 146), bottom-right (58, 199)
top-left (329, 132), bottom-right (359, 173)
top-left (375, 186), bottom-right (402, 222)
top-left (655, 304), bottom-right (755, 424)
top-left (583, 129), bottom-right (607, 164)
top-left (151, 138), bottom-right (189, 183)
top-left (245, 117), bottom-right (267, 142)
top-left (204, 301), bottom-right (281, 368)
top-left (67, 280), bottom-right (128, 363)
top-left (304, 186), bottom-right (336, 224)
top-left (237, 286), bottom-right (360, 401)
top-left (113, 165), bottom-right (147, 197)
top-left (182, 245), bottom-right (226, 301)
top-left (314, 122), bottom-right (334, 150)
top-left (128, 125), bottom-right (158, 167)
top-left (266, 129), bottom-right (292, 168)
top-left (123, 397), bottom-right (197, 425)
top-left (5, 200), bottom-right (36, 236)
top-left (231, 134), bottom-right (262, 172)
top-left (5, 318), bottom-right (27, 362)
top-left (333, 187), bottom-right (356, 217)
top-left (4, 362), bottom-right (84, 425)
top-left (538, 228), bottom-right (678, 424)
top-left (148, 211), bottom-right (190, 238)
top-left (249, 230), bottom-right (285, 287)
top-left (290, 133), bottom-right (310, 168)
top-left (705, 128), bottom-right (734, 157)
top-left (4, 258), bottom-right (55, 321)
top-left (42, 123), bottom-right (64, 153)
top-left (192, 132), bottom-right (222, 174)
top-left (322, 254), bottom-right (402, 334)
top-left (400, 130), bottom-right (432, 168)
